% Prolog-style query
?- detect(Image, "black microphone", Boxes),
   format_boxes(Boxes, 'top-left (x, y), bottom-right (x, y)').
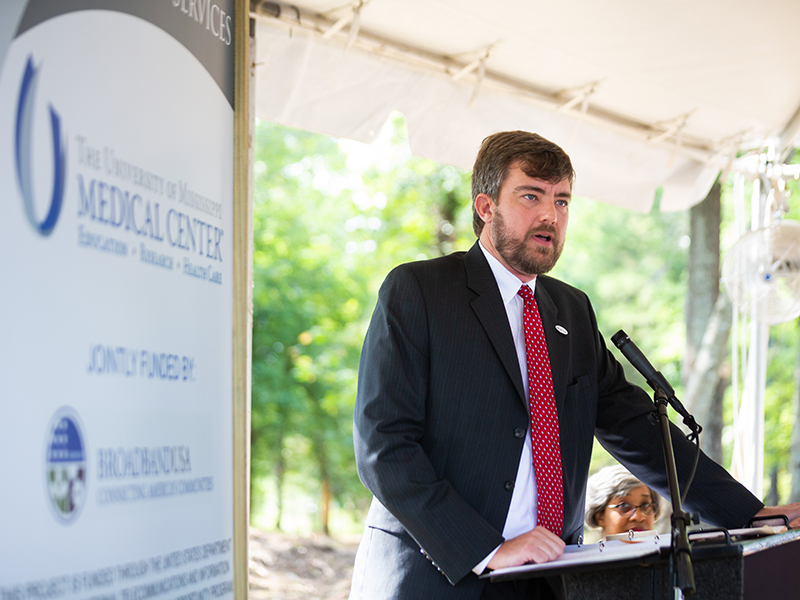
top-left (611, 330), bottom-right (674, 397)
top-left (611, 330), bottom-right (700, 433)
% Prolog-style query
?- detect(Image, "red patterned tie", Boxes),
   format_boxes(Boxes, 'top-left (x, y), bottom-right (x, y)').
top-left (517, 285), bottom-right (563, 536)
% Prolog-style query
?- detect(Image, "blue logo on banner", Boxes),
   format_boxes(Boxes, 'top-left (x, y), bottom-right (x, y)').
top-left (15, 55), bottom-right (66, 236)
top-left (45, 407), bottom-right (87, 523)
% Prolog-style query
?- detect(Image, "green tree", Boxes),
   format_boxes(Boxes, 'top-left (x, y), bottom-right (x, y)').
top-left (250, 116), bottom-right (474, 534)
top-left (251, 122), bottom-right (372, 532)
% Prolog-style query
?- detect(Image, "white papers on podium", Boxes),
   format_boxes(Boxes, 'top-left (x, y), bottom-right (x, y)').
top-left (482, 535), bottom-right (672, 580)
top-left (689, 525), bottom-right (786, 543)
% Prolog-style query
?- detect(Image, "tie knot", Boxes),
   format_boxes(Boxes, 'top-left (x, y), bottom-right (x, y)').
top-left (517, 285), bottom-right (534, 302)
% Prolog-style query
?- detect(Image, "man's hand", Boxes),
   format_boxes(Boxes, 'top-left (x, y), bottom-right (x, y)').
top-left (487, 526), bottom-right (566, 571)
top-left (754, 503), bottom-right (800, 529)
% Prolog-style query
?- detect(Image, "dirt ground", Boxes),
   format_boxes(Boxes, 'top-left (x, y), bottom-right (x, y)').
top-left (249, 527), bottom-right (360, 600)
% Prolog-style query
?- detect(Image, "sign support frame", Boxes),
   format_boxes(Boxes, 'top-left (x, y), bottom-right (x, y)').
top-left (232, 2), bottom-right (253, 598)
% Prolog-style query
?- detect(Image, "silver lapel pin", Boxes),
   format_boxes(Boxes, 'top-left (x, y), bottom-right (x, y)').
top-left (555, 325), bottom-right (568, 335)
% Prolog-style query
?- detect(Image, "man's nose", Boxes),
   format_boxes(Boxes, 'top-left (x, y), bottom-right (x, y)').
top-left (538, 199), bottom-right (557, 224)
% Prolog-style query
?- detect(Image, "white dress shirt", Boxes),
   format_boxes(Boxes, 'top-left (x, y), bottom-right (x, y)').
top-left (473, 241), bottom-right (540, 573)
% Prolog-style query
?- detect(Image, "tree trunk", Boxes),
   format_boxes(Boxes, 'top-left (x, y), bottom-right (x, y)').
top-left (304, 382), bottom-right (333, 535)
top-left (684, 293), bottom-right (732, 463)
top-left (275, 428), bottom-right (286, 531)
top-left (686, 183), bottom-right (721, 363)
top-left (684, 181), bottom-right (727, 461)
top-left (437, 189), bottom-right (459, 256)
top-left (321, 479), bottom-right (332, 537)
top-left (790, 318), bottom-right (800, 502)
top-left (706, 372), bottom-right (729, 464)
top-left (768, 466), bottom-right (780, 506)
top-left (313, 438), bottom-right (332, 536)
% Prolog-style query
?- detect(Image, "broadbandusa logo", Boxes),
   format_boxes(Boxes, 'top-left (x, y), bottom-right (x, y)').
top-left (44, 407), bottom-right (87, 523)
top-left (15, 54), bottom-right (66, 236)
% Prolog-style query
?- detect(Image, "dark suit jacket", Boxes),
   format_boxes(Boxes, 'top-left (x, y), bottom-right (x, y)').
top-left (350, 242), bottom-right (763, 600)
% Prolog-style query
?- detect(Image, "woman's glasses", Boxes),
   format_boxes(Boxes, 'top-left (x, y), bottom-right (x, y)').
top-left (607, 502), bottom-right (655, 516)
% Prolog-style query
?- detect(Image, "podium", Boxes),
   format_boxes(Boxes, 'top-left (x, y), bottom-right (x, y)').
top-left (484, 530), bottom-right (800, 599)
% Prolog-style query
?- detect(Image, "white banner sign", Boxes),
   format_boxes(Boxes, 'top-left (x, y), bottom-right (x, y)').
top-left (0, 2), bottom-right (236, 598)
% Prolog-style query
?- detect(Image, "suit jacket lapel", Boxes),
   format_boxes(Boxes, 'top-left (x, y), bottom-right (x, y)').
top-left (464, 243), bottom-right (526, 405)
top-left (534, 279), bottom-right (570, 413)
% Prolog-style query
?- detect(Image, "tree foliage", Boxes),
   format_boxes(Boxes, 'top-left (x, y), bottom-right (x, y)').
top-left (250, 116), bottom-right (472, 532)
top-left (251, 123), bottom-right (370, 531)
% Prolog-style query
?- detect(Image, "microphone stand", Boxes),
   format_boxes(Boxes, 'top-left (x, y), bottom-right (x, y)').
top-left (653, 387), bottom-right (696, 598)
top-left (611, 330), bottom-right (702, 597)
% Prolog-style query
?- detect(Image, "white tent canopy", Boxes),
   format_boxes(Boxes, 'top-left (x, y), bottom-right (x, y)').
top-left (251, 0), bottom-right (800, 213)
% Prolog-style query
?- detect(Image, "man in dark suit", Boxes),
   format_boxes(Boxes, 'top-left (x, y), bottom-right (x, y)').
top-left (349, 131), bottom-right (798, 600)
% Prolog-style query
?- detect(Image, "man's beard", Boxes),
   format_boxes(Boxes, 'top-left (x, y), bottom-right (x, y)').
top-left (492, 210), bottom-right (564, 276)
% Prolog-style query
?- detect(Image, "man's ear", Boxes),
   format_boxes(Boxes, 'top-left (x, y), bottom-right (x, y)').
top-left (475, 193), bottom-right (494, 224)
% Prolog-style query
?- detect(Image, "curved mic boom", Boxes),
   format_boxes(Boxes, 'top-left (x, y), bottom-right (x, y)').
top-left (611, 330), bottom-right (701, 434)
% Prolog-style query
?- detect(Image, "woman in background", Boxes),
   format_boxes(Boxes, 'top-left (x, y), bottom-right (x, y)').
top-left (585, 465), bottom-right (664, 539)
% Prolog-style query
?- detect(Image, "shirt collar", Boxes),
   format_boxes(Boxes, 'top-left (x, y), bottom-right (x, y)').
top-left (478, 240), bottom-right (537, 305)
